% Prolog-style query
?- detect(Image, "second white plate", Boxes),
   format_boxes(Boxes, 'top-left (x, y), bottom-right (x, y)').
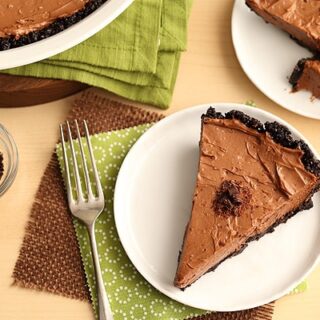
top-left (114, 103), bottom-right (320, 311)
top-left (232, 0), bottom-right (320, 119)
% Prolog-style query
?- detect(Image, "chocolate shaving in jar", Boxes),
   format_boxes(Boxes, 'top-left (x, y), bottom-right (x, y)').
top-left (0, 152), bottom-right (4, 181)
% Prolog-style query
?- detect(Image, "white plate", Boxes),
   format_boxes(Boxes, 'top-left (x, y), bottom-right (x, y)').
top-left (114, 103), bottom-right (320, 311)
top-left (0, 0), bottom-right (133, 70)
top-left (232, 0), bottom-right (320, 119)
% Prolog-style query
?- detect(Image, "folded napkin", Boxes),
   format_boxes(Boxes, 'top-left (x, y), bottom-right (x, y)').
top-left (2, 0), bottom-right (192, 108)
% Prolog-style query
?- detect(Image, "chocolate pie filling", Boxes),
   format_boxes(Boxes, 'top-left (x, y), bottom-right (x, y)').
top-left (0, 1), bottom-right (89, 38)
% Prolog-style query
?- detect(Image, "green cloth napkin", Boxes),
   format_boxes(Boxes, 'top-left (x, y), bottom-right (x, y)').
top-left (56, 124), bottom-right (205, 319)
top-left (2, 0), bottom-right (193, 108)
top-left (56, 123), bottom-right (307, 319)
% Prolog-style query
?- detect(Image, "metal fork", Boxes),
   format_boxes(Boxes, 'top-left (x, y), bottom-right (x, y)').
top-left (60, 120), bottom-right (113, 320)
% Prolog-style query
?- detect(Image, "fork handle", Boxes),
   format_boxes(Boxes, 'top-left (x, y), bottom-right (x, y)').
top-left (88, 223), bottom-right (114, 320)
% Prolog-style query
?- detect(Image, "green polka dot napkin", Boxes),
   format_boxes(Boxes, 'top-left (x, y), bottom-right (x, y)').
top-left (56, 124), bottom-right (205, 319)
top-left (56, 122), bottom-right (307, 320)
top-left (2, 0), bottom-right (193, 109)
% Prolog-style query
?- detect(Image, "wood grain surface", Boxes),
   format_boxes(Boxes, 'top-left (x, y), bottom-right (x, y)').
top-left (0, 1), bottom-right (319, 320)
top-left (0, 74), bottom-right (88, 107)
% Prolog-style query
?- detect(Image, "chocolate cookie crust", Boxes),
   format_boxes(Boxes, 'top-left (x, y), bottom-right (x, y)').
top-left (0, 0), bottom-right (107, 51)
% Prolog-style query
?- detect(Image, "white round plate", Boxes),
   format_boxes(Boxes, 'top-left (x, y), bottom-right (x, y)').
top-left (232, 0), bottom-right (320, 119)
top-left (114, 103), bottom-right (320, 311)
top-left (0, 0), bottom-right (133, 70)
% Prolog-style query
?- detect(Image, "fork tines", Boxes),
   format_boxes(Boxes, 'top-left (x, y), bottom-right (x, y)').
top-left (59, 120), bottom-right (103, 204)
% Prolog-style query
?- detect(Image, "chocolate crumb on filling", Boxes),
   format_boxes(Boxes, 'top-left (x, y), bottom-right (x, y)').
top-left (0, 152), bottom-right (3, 181)
top-left (214, 180), bottom-right (251, 216)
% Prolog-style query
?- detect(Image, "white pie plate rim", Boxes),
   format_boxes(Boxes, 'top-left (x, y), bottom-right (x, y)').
top-left (231, 0), bottom-right (320, 120)
top-left (0, 0), bottom-right (133, 70)
top-left (114, 103), bottom-right (320, 312)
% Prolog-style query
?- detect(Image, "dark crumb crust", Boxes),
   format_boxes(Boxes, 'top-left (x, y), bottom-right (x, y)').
top-left (0, 0), bottom-right (107, 51)
top-left (178, 108), bottom-right (320, 290)
top-left (289, 56), bottom-right (320, 88)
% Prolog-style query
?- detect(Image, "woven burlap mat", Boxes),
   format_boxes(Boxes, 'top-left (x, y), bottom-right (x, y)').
top-left (13, 89), bottom-right (274, 320)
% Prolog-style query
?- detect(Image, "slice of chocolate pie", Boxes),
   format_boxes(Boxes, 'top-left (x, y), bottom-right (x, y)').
top-left (245, 0), bottom-right (320, 52)
top-left (174, 108), bottom-right (320, 289)
top-left (290, 57), bottom-right (320, 99)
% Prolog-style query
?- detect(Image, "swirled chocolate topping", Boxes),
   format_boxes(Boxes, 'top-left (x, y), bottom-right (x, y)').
top-left (246, 0), bottom-right (320, 52)
top-left (0, 0), bottom-right (89, 38)
top-left (174, 112), bottom-right (320, 289)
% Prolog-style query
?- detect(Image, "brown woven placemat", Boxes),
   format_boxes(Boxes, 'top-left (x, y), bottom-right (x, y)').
top-left (13, 89), bottom-right (274, 320)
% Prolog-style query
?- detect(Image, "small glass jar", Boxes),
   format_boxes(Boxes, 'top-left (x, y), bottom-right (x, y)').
top-left (0, 124), bottom-right (19, 196)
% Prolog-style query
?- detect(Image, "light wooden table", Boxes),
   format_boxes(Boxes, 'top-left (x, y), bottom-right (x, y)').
top-left (0, 1), bottom-right (319, 319)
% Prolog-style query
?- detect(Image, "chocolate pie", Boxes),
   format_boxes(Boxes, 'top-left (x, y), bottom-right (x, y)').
top-left (245, 0), bottom-right (320, 99)
top-left (245, 0), bottom-right (320, 53)
top-left (174, 108), bottom-right (320, 289)
top-left (290, 57), bottom-right (320, 99)
top-left (0, 0), bottom-right (107, 50)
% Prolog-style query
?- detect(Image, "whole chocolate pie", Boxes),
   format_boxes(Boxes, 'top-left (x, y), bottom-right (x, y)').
top-left (174, 108), bottom-right (320, 289)
top-left (0, 0), bottom-right (107, 50)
